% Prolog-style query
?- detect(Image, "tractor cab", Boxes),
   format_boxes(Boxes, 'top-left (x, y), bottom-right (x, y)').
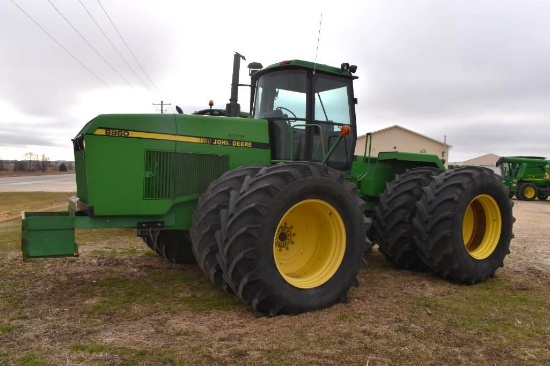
top-left (249, 60), bottom-right (358, 171)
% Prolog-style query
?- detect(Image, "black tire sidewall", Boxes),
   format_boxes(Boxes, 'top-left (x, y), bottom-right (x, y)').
top-left (447, 171), bottom-right (513, 276)
top-left (252, 177), bottom-right (365, 312)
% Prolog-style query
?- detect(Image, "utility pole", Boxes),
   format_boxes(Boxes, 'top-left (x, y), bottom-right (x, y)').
top-left (153, 100), bottom-right (171, 114)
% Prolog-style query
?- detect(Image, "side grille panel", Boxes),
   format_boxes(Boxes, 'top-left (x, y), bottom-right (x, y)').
top-left (144, 151), bottom-right (229, 200)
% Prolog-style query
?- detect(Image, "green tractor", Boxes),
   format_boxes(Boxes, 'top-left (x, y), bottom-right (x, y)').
top-left (496, 156), bottom-right (550, 201)
top-left (22, 53), bottom-right (514, 315)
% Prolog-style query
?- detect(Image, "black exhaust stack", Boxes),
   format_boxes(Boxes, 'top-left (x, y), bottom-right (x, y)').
top-left (226, 52), bottom-right (245, 117)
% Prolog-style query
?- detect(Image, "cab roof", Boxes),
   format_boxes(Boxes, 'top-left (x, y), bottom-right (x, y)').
top-left (255, 60), bottom-right (358, 80)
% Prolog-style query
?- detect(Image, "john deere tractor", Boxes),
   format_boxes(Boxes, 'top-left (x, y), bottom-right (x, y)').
top-left (496, 156), bottom-right (550, 200)
top-left (22, 53), bottom-right (514, 315)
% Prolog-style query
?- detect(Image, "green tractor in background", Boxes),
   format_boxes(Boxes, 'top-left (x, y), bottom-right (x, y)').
top-left (22, 53), bottom-right (514, 315)
top-left (496, 156), bottom-right (550, 201)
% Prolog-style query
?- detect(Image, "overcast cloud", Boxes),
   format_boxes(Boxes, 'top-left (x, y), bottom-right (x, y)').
top-left (1, 0), bottom-right (549, 162)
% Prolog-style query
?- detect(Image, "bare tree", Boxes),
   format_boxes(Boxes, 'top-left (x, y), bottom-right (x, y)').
top-left (39, 154), bottom-right (50, 172)
top-left (0, 156), bottom-right (6, 171)
top-left (24, 152), bottom-right (38, 171)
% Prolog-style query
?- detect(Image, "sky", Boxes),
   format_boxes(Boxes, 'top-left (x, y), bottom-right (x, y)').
top-left (1, 0), bottom-right (549, 163)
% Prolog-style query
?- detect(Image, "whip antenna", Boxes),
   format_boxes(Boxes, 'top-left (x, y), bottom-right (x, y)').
top-left (313, 13), bottom-right (323, 75)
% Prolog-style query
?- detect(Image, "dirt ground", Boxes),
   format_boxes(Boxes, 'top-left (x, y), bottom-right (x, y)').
top-left (1, 199), bottom-right (549, 365)
top-left (503, 200), bottom-right (550, 278)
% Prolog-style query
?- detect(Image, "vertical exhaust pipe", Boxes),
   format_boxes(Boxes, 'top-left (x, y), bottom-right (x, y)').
top-left (226, 52), bottom-right (245, 117)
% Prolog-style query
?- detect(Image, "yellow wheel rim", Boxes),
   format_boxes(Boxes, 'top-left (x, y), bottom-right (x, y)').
top-left (273, 199), bottom-right (346, 289)
top-left (462, 194), bottom-right (502, 259)
top-left (523, 186), bottom-right (536, 199)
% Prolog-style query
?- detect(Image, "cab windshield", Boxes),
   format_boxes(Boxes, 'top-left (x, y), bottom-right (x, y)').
top-left (254, 70), bottom-right (307, 122)
top-left (500, 162), bottom-right (518, 178)
top-left (252, 68), bottom-right (355, 170)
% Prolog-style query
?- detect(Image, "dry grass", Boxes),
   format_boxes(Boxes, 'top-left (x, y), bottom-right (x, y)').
top-left (1, 194), bottom-right (549, 365)
top-left (0, 192), bottom-right (72, 223)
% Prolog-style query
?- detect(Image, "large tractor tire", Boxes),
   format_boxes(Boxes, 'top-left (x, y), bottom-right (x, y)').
top-left (217, 163), bottom-right (370, 316)
top-left (372, 167), bottom-right (442, 271)
top-left (412, 167), bottom-right (514, 284)
top-left (143, 230), bottom-right (196, 264)
top-left (516, 182), bottom-right (537, 201)
top-left (190, 165), bottom-right (264, 291)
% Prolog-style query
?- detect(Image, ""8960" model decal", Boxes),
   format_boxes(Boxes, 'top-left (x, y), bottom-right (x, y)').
top-left (104, 129), bottom-right (130, 137)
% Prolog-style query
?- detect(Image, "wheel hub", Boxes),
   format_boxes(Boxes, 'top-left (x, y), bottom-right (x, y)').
top-left (275, 222), bottom-right (295, 251)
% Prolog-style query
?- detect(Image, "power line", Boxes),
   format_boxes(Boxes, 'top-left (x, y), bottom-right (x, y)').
top-left (9, 0), bottom-right (113, 90)
top-left (96, 0), bottom-right (162, 94)
top-left (153, 100), bottom-right (171, 114)
top-left (77, 0), bottom-right (153, 93)
top-left (47, 0), bottom-right (134, 89)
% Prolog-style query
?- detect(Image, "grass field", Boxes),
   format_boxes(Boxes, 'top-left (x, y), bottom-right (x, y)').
top-left (1, 192), bottom-right (549, 365)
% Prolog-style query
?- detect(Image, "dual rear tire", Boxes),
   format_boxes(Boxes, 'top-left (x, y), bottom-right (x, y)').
top-left (413, 167), bottom-right (514, 283)
top-left (217, 163), bottom-right (370, 315)
top-left (374, 167), bottom-right (514, 284)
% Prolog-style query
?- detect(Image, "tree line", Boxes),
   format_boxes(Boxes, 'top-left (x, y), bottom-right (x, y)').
top-left (0, 152), bottom-right (73, 173)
